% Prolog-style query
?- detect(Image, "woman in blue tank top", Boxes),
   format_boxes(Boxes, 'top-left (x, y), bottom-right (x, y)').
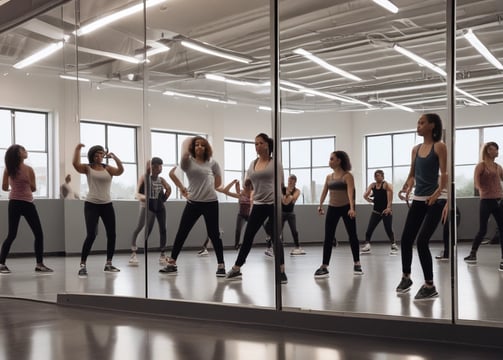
top-left (396, 114), bottom-right (447, 300)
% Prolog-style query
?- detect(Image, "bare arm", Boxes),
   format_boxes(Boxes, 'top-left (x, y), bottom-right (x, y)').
top-left (427, 142), bottom-right (448, 205)
top-left (382, 181), bottom-right (393, 215)
top-left (105, 152), bottom-right (124, 176)
top-left (219, 179), bottom-right (240, 199)
top-left (72, 143), bottom-right (88, 174)
top-left (169, 166), bottom-right (188, 198)
top-left (363, 183), bottom-right (374, 203)
top-left (161, 177), bottom-right (172, 199)
top-left (317, 175), bottom-right (329, 215)
top-left (345, 172), bottom-right (356, 219)
top-left (399, 145), bottom-right (418, 201)
top-left (135, 175), bottom-right (146, 202)
top-left (473, 162), bottom-right (484, 191)
top-left (2, 169), bottom-right (9, 192)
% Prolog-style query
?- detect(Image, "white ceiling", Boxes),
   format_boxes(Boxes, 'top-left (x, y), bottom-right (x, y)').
top-left (1, 0), bottom-right (502, 112)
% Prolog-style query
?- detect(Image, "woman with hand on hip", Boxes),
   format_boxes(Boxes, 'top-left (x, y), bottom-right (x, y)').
top-left (73, 143), bottom-right (124, 277)
top-left (0, 144), bottom-right (53, 274)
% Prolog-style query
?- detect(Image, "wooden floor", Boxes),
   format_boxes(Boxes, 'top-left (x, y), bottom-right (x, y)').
top-left (1, 242), bottom-right (502, 324)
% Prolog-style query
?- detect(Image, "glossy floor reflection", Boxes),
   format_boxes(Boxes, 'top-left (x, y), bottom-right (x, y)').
top-left (0, 243), bottom-right (502, 323)
top-left (1, 297), bottom-right (500, 360)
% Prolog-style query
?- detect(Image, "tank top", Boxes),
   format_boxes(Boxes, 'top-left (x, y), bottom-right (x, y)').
top-left (282, 186), bottom-right (296, 213)
top-left (8, 167), bottom-right (33, 202)
top-left (371, 182), bottom-right (388, 212)
top-left (86, 166), bottom-right (112, 204)
top-left (414, 144), bottom-right (439, 197)
top-left (477, 163), bottom-right (503, 199)
top-left (238, 192), bottom-right (251, 216)
top-left (327, 175), bottom-right (349, 207)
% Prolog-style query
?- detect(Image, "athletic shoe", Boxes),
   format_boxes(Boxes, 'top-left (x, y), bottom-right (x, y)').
top-left (104, 264), bottom-right (120, 273)
top-left (353, 264), bottom-right (364, 275)
top-left (314, 267), bottom-right (329, 279)
top-left (225, 268), bottom-right (242, 280)
top-left (129, 252), bottom-right (139, 266)
top-left (435, 251), bottom-right (449, 261)
top-left (290, 247), bottom-right (306, 256)
top-left (216, 267), bottom-right (226, 277)
top-left (280, 272), bottom-right (288, 284)
top-left (414, 285), bottom-right (439, 300)
top-left (464, 253), bottom-right (477, 264)
top-left (35, 264), bottom-right (54, 273)
top-left (0, 265), bottom-right (11, 274)
top-left (264, 247), bottom-right (274, 257)
top-left (78, 265), bottom-right (88, 277)
top-left (499, 261), bottom-right (503, 272)
top-left (234, 243), bottom-right (241, 250)
top-left (159, 264), bottom-right (178, 275)
top-left (197, 248), bottom-right (209, 257)
top-left (159, 253), bottom-right (167, 266)
top-left (361, 243), bottom-right (371, 253)
top-left (396, 277), bottom-right (413, 293)
top-left (390, 243), bottom-right (399, 255)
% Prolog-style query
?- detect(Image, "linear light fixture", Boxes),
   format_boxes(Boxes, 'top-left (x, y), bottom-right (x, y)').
top-left (75, 0), bottom-right (167, 36)
top-left (455, 87), bottom-right (488, 105)
top-left (393, 44), bottom-right (447, 77)
top-left (78, 46), bottom-right (142, 64)
top-left (181, 39), bottom-right (254, 64)
top-left (258, 106), bottom-right (304, 114)
top-left (372, 0), bottom-right (398, 14)
top-left (381, 99), bottom-right (414, 112)
top-left (59, 74), bottom-right (90, 82)
top-left (293, 48), bottom-right (362, 81)
top-left (204, 73), bottom-right (264, 86)
top-left (13, 41), bottom-right (64, 69)
top-left (163, 90), bottom-right (236, 105)
top-left (463, 29), bottom-right (503, 70)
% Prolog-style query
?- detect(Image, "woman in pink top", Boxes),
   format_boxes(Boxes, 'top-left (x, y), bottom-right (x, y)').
top-left (464, 141), bottom-right (503, 270)
top-left (0, 144), bottom-right (53, 274)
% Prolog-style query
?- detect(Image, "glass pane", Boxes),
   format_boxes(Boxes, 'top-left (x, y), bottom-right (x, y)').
top-left (455, 165), bottom-right (475, 197)
top-left (151, 132), bottom-right (176, 165)
top-left (80, 123), bottom-right (105, 154)
top-left (455, 129), bottom-right (479, 165)
top-left (14, 111), bottom-right (46, 151)
top-left (367, 135), bottom-right (391, 168)
top-left (282, 141), bottom-right (289, 168)
top-left (224, 141), bottom-right (242, 171)
top-left (244, 142), bottom-right (256, 169)
top-left (108, 126), bottom-right (136, 163)
top-left (111, 164), bottom-right (136, 199)
top-left (483, 126), bottom-right (503, 147)
top-left (25, 152), bottom-right (48, 197)
top-left (393, 133), bottom-right (416, 166)
top-left (0, 109), bottom-right (11, 147)
top-left (312, 138), bottom-right (335, 166)
top-left (290, 139), bottom-right (310, 167)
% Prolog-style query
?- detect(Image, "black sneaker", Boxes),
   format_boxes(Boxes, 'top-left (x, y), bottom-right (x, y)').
top-left (435, 251), bottom-right (449, 261)
top-left (0, 264), bottom-right (11, 274)
top-left (225, 268), bottom-right (242, 280)
top-left (35, 264), bottom-right (54, 273)
top-left (216, 267), bottom-right (226, 277)
top-left (314, 267), bottom-right (329, 278)
top-left (353, 264), bottom-right (364, 275)
top-left (396, 277), bottom-right (413, 293)
top-left (464, 253), bottom-right (477, 264)
top-left (159, 264), bottom-right (178, 275)
top-left (104, 264), bottom-right (120, 273)
top-left (280, 272), bottom-right (288, 284)
top-left (78, 265), bottom-right (88, 277)
top-left (499, 261), bottom-right (503, 272)
top-left (414, 285), bottom-right (439, 300)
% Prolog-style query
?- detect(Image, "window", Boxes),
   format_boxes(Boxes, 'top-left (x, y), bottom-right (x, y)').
top-left (0, 108), bottom-right (49, 198)
top-left (151, 130), bottom-right (207, 199)
top-left (79, 121), bottom-right (137, 199)
top-left (223, 140), bottom-right (255, 201)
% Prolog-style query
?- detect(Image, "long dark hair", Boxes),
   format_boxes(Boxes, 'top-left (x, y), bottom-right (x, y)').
top-left (189, 136), bottom-right (212, 161)
top-left (4, 144), bottom-right (24, 178)
top-left (333, 150), bottom-right (352, 171)
top-left (256, 133), bottom-right (273, 157)
top-left (423, 113), bottom-right (443, 142)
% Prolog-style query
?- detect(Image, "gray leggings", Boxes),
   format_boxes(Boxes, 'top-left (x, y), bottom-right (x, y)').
top-left (131, 206), bottom-right (167, 252)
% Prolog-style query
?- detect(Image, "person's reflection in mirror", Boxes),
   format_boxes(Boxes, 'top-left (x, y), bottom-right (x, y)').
top-left (129, 157), bottom-right (171, 266)
top-left (72, 143), bottom-right (124, 277)
top-left (435, 202), bottom-right (460, 260)
top-left (159, 137), bottom-right (225, 277)
top-left (463, 141), bottom-right (503, 271)
top-left (225, 133), bottom-right (288, 284)
top-left (60, 173), bottom-right (80, 199)
top-left (314, 150), bottom-right (363, 279)
top-left (396, 113), bottom-right (447, 301)
top-left (0, 144), bottom-right (53, 274)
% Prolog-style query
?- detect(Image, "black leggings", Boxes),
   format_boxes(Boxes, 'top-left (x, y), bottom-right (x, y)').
top-left (470, 198), bottom-right (503, 257)
top-left (0, 200), bottom-right (44, 264)
top-left (234, 213), bottom-right (249, 247)
top-left (81, 202), bottom-right (116, 263)
top-left (401, 199), bottom-right (445, 281)
top-left (441, 207), bottom-right (461, 257)
top-left (322, 204), bottom-right (360, 265)
top-left (235, 204), bottom-right (284, 267)
top-left (171, 200), bottom-right (224, 264)
top-left (365, 211), bottom-right (394, 243)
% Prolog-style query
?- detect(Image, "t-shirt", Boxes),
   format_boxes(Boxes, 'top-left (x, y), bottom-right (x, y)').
top-left (85, 166), bottom-right (112, 204)
top-left (182, 157), bottom-right (221, 202)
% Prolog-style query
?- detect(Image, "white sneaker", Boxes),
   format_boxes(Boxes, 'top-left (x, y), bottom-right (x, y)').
top-left (290, 247), bottom-right (306, 256)
top-left (390, 243), bottom-right (399, 255)
top-left (159, 253), bottom-right (167, 265)
top-left (197, 248), bottom-right (209, 257)
top-left (264, 247), bottom-right (274, 257)
top-left (129, 253), bottom-right (139, 266)
top-left (361, 243), bottom-right (371, 253)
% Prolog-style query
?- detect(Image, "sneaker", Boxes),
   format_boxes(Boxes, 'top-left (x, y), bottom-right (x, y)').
top-left (197, 248), bottom-right (209, 257)
top-left (264, 247), bottom-right (274, 257)
top-left (129, 252), bottom-right (139, 266)
top-left (234, 243), bottom-right (241, 250)
top-left (361, 243), bottom-right (371, 253)
top-left (104, 264), bottom-right (120, 273)
top-left (159, 253), bottom-right (167, 266)
top-left (216, 267), bottom-right (226, 277)
top-left (390, 243), bottom-right (399, 255)
top-left (35, 264), bottom-right (53, 273)
top-left (353, 264), bottom-right (364, 275)
top-left (290, 247), bottom-right (306, 256)
top-left (396, 277), bottom-right (413, 293)
top-left (225, 268), bottom-right (242, 280)
top-left (0, 264), bottom-right (11, 274)
top-left (280, 272), bottom-right (288, 284)
top-left (464, 253), bottom-right (477, 264)
top-left (481, 238), bottom-right (490, 245)
top-left (499, 261), bottom-right (503, 272)
top-left (314, 267), bottom-right (329, 279)
top-left (159, 264), bottom-right (178, 275)
top-left (435, 251), bottom-right (449, 261)
top-left (414, 285), bottom-right (439, 300)
top-left (78, 265), bottom-right (87, 277)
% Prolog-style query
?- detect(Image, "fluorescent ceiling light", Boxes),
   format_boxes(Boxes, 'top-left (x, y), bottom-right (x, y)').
top-left (75, 0), bottom-right (167, 36)
top-left (463, 29), bottom-right (503, 70)
top-left (293, 48), bottom-right (362, 82)
top-left (455, 87), bottom-right (488, 105)
top-left (13, 41), bottom-right (64, 69)
top-left (381, 99), bottom-right (414, 112)
top-left (59, 74), bottom-right (90, 82)
top-left (181, 39), bottom-right (254, 64)
top-left (163, 90), bottom-right (196, 99)
top-left (23, 19), bottom-right (70, 41)
top-left (0, 0), bottom-right (11, 6)
top-left (393, 44), bottom-right (447, 77)
top-left (78, 46), bottom-right (142, 64)
top-left (372, 0), bottom-right (398, 14)
top-left (163, 90), bottom-right (236, 105)
top-left (258, 106), bottom-right (304, 114)
top-left (204, 73), bottom-right (264, 86)
top-left (300, 88), bottom-right (373, 107)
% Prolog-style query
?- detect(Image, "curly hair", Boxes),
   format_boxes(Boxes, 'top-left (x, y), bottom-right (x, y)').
top-left (87, 145), bottom-right (105, 164)
top-left (333, 150), bottom-right (352, 171)
top-left (4, 144), bottom-right (24, 178)
top-left (189, 136), bottom-right (212, 161)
